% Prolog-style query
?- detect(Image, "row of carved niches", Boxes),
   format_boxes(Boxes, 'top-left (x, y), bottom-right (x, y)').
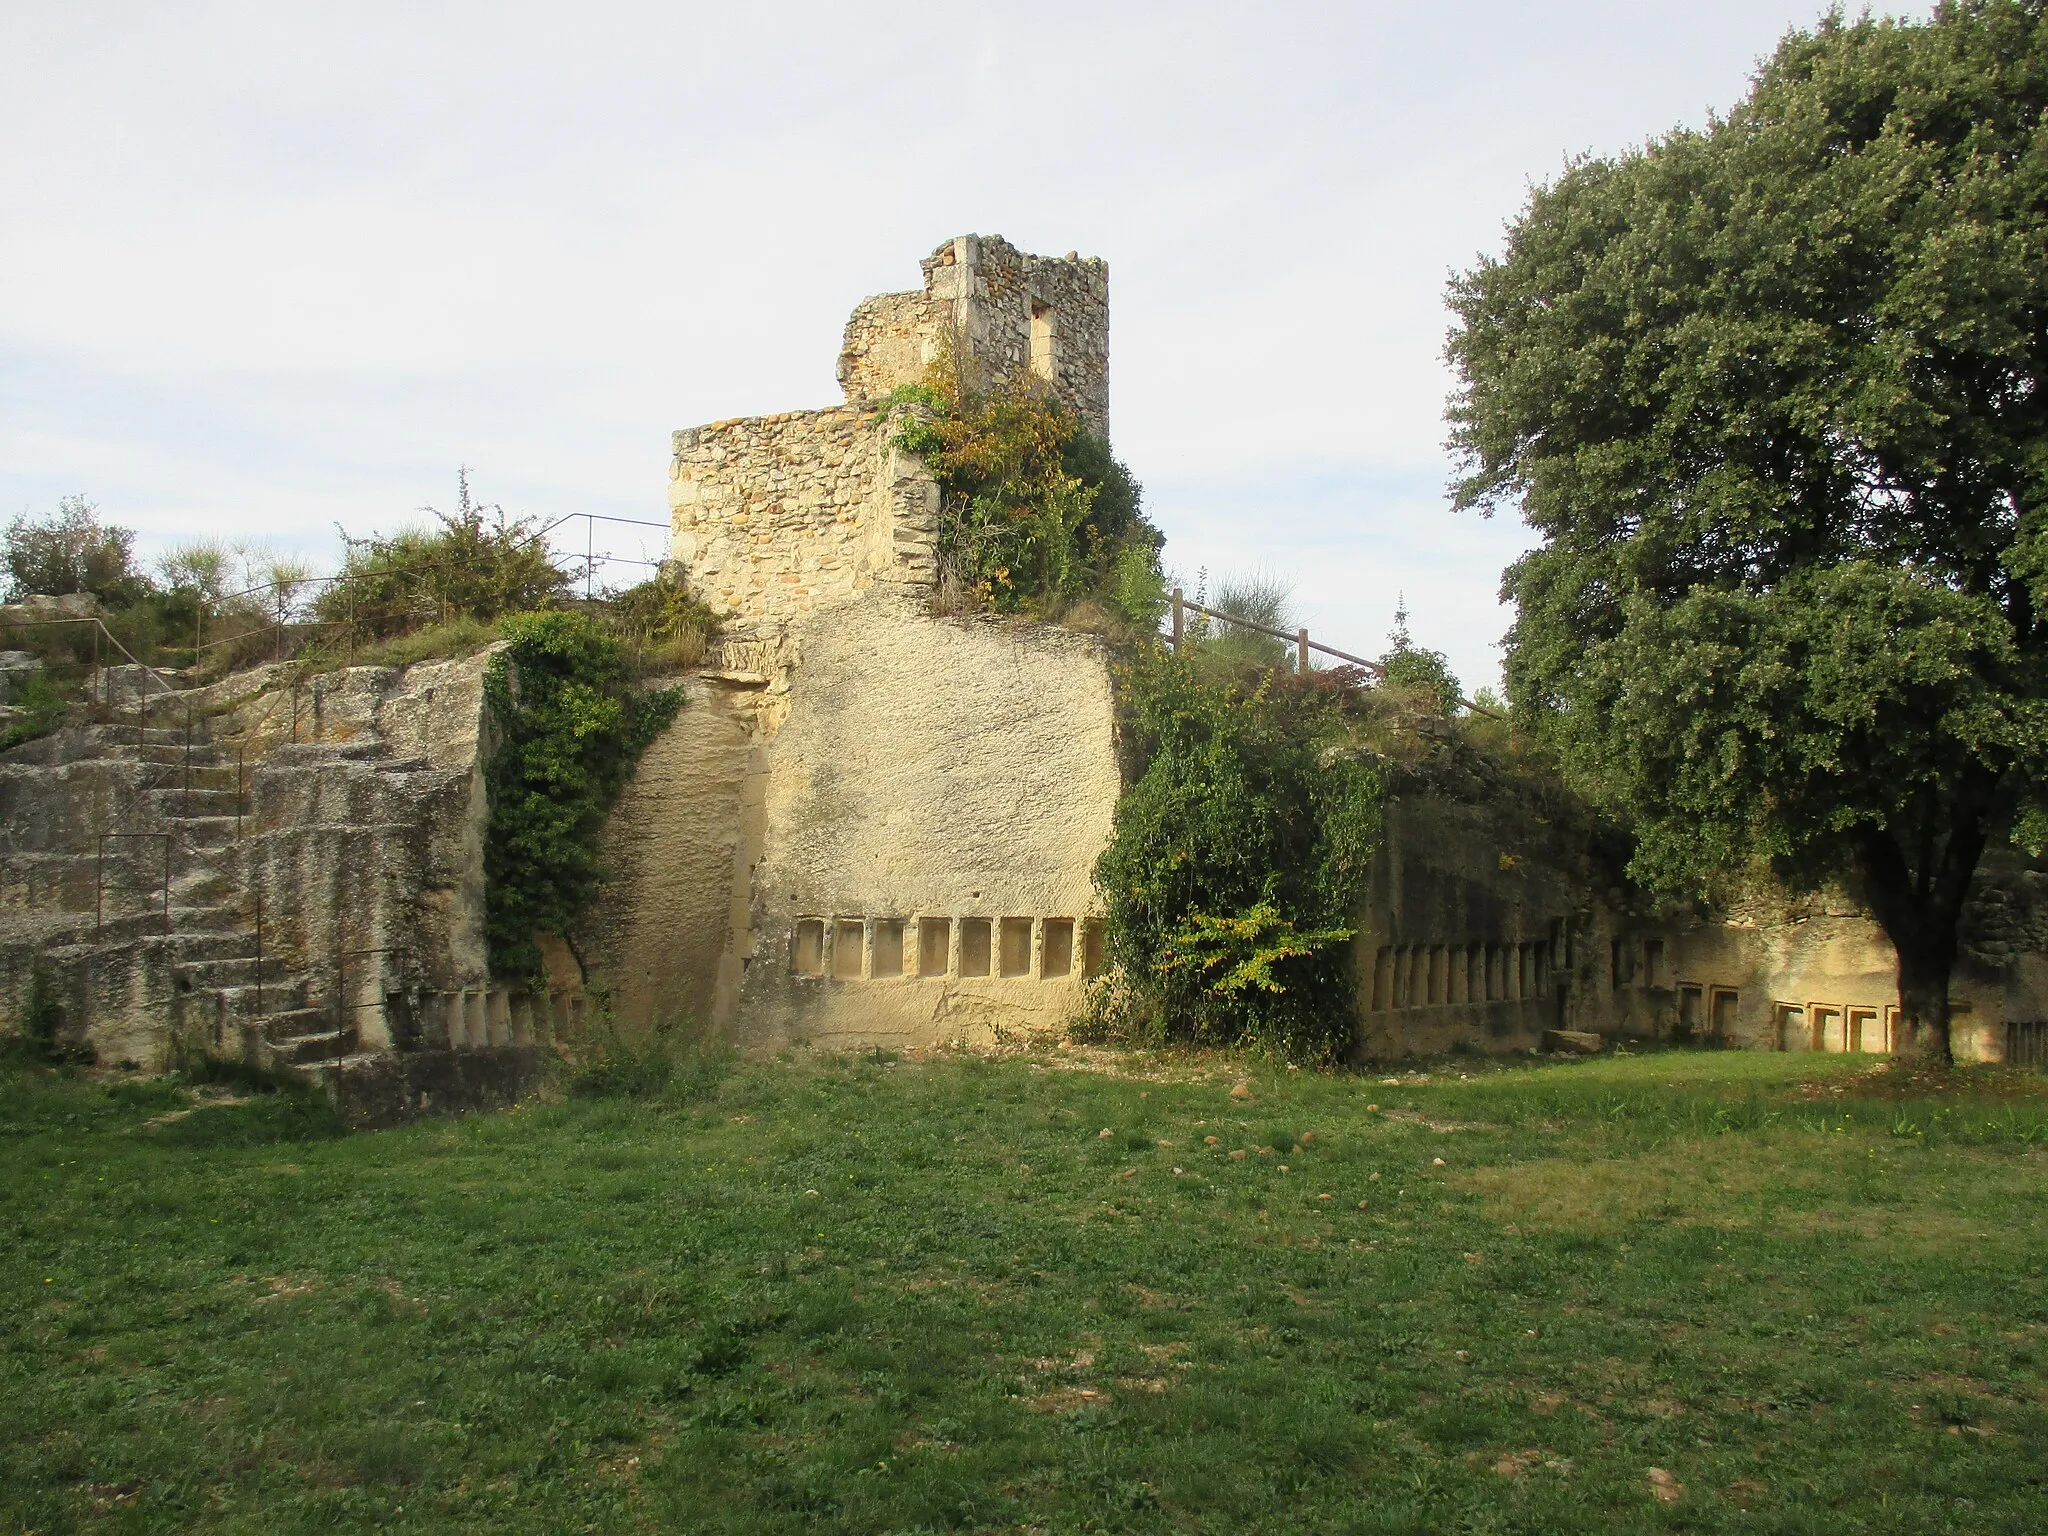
top-left (791, 915), bottom-right (1103, 982)
top-left (1368, 940), bottom-right (1554, 1011)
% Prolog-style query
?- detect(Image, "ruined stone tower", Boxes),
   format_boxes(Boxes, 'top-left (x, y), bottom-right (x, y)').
top-left (836, 234), bottom-right (1110, 432)
top-left (588, 237), bottom-right (1124, 1049)
top-left (667, 236), bottom-right (1109, 641)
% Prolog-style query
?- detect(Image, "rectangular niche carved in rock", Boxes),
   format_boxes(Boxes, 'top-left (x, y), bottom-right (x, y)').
top-left (833, 919), bottom-right (865, 979)
top-left (872, 919), bottom-right (904, 978)
top-left (1811, 1004), bottom-right (1844, 1053)
top-left (918, 917), bottom-right (950, 977)
top-left (1082, 918), bottom-right (1105, 977)
top-left (1678, 983), bottom-right (1703, 1036)
top-left (1711, 987), bottom-right (1740, 1040)
top-left (793, 919), bottom-right (825, 977)
top-left (999, 917), bottom-right (1033, 978)
top-left (960, 917), bottom-right (992, 978)
top-left (1774, 1001), bottom-right (1807, 1051)
top-left (1041, 918), bottom-right (1074, 978)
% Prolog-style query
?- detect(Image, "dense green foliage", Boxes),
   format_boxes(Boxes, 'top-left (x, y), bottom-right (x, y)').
top-left (1, 672), bottom-right (72, 752)
top-left (1447, 1), bottom-right (2048, 1059)
top-left (1182, 571), bottom-right (1296, 670)
top-left (892, 371), bottom-right (1164, 629)
top-left (3, 496), bottom-right (146, 606)
top-left (8, 963), bottom-right (72, 1064)
top-left (602, 565), bottom-right (721, 670)
top-left (483, 612), bottom-right (682, 978)
top-left (0, 500), bottom-right (246, 689)
top-left (1093, 649), bottom-right (1387, 1061)
top-left (316, 477), bottom-right (568, 644)
top-left (1376, 602), bottom-right (1462, 715)
top-left (8, 1047), bottom-right (2048, 1532)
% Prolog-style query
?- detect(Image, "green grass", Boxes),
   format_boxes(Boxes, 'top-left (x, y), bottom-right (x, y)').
top-left (6, 1044), bottom-right (2048, 1533)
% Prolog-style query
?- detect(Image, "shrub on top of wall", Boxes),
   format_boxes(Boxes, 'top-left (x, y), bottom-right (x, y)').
top-left (483, 611), bottom-right (683, 979)
top-left (889, 361), bottom-right (1164, 633)
top-left (1091, 647), bottom-right (1389, 1062)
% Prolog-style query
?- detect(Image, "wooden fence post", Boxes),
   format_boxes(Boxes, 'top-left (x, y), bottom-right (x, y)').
top-left (1297, 627), bottom-right (1310, 676)
top-left (1171, 588), bottom-right (1183, 649)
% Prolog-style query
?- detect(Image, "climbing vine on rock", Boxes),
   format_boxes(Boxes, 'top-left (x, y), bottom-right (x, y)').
top-left (483, 611), bottom-right (683, 978)
top-left (1092, 647), bottom-right (1388, 1062)
top-left (890, 357), bottom-right (1163, 629)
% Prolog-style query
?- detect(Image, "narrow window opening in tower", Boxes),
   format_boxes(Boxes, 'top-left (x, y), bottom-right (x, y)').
top-left (1030, 301), bottom-right (1056, 380)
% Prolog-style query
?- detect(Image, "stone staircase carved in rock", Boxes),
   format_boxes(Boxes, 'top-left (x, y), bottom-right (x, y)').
top-left (2, 651), bottom-right (577, 1119)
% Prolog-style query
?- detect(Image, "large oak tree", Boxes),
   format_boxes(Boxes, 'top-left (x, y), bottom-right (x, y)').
top-left (1449, 1), bottom-right (2048, 1061)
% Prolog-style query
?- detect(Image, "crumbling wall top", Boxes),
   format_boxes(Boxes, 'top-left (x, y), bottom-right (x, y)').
top-left (836, 234), bottom-right (1110, 438)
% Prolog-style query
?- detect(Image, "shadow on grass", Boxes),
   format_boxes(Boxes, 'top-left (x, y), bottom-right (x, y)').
top-left (147, 1054), bottom-right (344, 1148)
top-left (566, 1012), bottom-right (734, 1106)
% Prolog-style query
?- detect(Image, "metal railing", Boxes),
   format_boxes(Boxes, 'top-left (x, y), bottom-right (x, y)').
top-left (1166, 589), bottom-right (1504, 721)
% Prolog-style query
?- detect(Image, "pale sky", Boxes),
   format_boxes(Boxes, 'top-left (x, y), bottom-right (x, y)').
top-left (0, 1), bottom-right (1929, 691)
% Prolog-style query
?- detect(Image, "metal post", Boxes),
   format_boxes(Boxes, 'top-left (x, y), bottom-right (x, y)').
top-left (95, 835), bottom-right (104, 939)
top-left (253, 886), bottom-right (263, 1020)
top-left (183, 704), bottom-right (192, 816)
top-left (162, 838), bottom-right (171, 937)
top-left (586, 514), bottom-right (593, 603)
top-left (1298, 627), bottom-right (1310, 677)
top-left (1171, 588), bottom-right (1183, 649)
top-left (236, 744), bottom-right (245, 839)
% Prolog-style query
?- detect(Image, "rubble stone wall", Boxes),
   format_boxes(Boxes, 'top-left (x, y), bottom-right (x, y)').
top-left (667, 406), bottom-right (939, 636)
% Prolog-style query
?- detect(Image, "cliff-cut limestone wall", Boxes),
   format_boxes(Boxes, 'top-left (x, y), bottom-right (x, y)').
top-left (1353, 770), bottom-right (2048, 1064)
top-left (585, 599), bottom-right (1122, 1049)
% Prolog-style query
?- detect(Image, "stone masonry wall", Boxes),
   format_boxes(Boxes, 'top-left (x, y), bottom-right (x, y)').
top-left (668, 405), bottom-right (939, 637)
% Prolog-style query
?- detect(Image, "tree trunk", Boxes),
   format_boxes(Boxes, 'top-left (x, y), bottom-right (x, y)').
top-left (1892, 938), bottom-right (1954, 1067)
top-left (1856, 802), bottom-right (1985, 1071)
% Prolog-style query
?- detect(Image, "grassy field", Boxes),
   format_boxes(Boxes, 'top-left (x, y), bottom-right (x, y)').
top-left (6, 1044), bottom-right (2048, 1534)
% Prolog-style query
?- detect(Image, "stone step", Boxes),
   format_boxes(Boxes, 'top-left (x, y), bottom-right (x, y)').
top-left (171, 870), bottom-right (240, 907)
top-left (290, 1050), bottom-right (390, 1087)
top-left (136, 762), bottom-right (241, 790)
top-left (214, 980), bottom-right (315, 1018)
top-left (90, 911), bottom-right (186, 944)
top-left (169, 817), bottom-right (240, 851)
top-left (102, 734), bottom-right (222, 759)
top-left (270, 1028), bottom-right (358, 1066)
top-left (175, 955), bottom-right (266, 988)
top-left (264, 741), bottom-right (388, 768)
top-left (149, 787), bottom-right (244, 818)
top-left (166, 928), bottom-right (258, 962)
top-left (258, 1006), bottom-right (331, 1042)
top-left (97, 725), bottom-right (202, 750)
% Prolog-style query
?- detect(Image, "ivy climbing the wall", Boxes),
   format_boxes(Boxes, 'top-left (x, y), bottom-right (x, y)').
top-left (1091, 647), bottom-right (1389, 1062)
top-left (890, 359), bottom-right (1165, 631)
top-left (483, 611), bottom-right (683, 978)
